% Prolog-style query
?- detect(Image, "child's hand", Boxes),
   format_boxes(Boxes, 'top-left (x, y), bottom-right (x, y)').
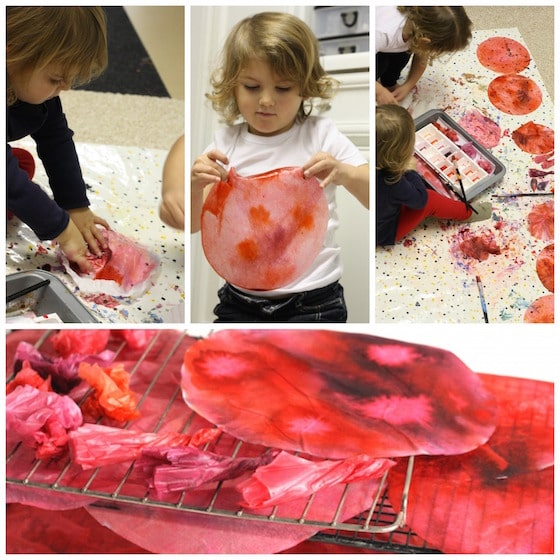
top-left (67, 207), bottom-right (110, 257)
top-left (390, 83), bottom-right (414, 103)
top-left (303, 153), bottom-right (369, 208)
top-left (191, 149), bottom-right (229, 192)
top-left (190, 149), bottom-right (229, 233)
top-left (55, 219), bottom-right (93, 273)
top-left (375, 82), bottom-right (398, 105)
top-left (302, 152), bottom-right (351, 189)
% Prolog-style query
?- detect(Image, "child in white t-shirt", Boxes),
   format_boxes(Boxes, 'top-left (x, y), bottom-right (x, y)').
top-left (376, 6), bottom-right (472, 105)
top-left (191, 11), bottom-right (369, 323)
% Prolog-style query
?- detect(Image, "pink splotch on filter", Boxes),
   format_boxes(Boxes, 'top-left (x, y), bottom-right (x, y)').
top-left (181, 329), bottom-right (497, 460)
top-left (536, 243), bottom-right (554, 292)
top-left (512, 122), bottom-right (555, 154)
top-left (201, 167), bottom-right (328, 290)
top-left (453, 227), bottom-right (502, 261)
top-left (386, 373), bottom-right (554, 554)
top-left (64, 229), bottom-right (160, 298)
top-left (476, 37), bottom-right (531, 74)
top-left (488, 75), bottom-right (542, 115)
top-left (524, 294), bottom-right (554, 323)
top-left (458, 109), bottom-right (501, 149)
top-left (527, 200), bottom-right (554, 241)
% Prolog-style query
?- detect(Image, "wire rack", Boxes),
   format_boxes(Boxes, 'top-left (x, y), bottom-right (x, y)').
top-left (6, 330), bottom-right (437, 553)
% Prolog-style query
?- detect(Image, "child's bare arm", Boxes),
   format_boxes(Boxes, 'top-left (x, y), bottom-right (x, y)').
top-left (160, 135), bottom-right (185, 230)
top-left (190, 149), bottom-right (229, 233)
top-left (302, 153), bottom-right (369, 209)
top-left (391, 53), bottom-right (428, 102)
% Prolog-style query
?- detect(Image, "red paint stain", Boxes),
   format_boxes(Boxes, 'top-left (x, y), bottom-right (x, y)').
top-left (524, 294), bottom-right (554, 323)
top-left (236, 238), bottom-right (259, 261)
top-left (94, 264), bottom-right (124, 284)
top-left (458, 109), bottom-right (501, 149)
top-left (433, 121), bottom-right (459, 142)
top-left (83, 293), bottom-right (120, 308)
top-left (249, 204), bottom-right (270, 226)
top-left (488, 75), bottom-right (542, 115)
top-left (477, 37), bottom-right (531, 74)
top-left (512, 122), bottom-right (555, 154)
top-left (536, 243), bottom-right (554, 293)
top-left (263, 265), bottom-right (295, 288)
top-left (292, 205), bottom-right (315, 230)
top-left (453, 227), bottom-right (502, 261)
top-left (204, 180), bottom-right (234, 218)
top-left (527, 200), bottom-right (554, 241)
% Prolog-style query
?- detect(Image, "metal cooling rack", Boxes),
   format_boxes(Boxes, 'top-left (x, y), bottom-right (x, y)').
top-left (6, 330), bottom-right (435, 553)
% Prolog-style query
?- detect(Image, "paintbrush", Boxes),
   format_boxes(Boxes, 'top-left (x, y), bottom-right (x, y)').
top-left (492, 192), bottom-right (554, 199)
top-left (475, 275), bottom-right (489, 323)
top-left (453, 159), bottom-right (472, 214)
top-left (6, 278), bottom-right (50, 304)
top-left (414, 149), bottom-right (478, 213)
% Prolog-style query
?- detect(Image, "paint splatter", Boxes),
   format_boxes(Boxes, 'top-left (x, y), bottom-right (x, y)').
top-left (527, 201), bottom-right (554, 241)
top-left (512, 122), bottom-right (555, 154)
top-left (476, 37), bottom-right (531, 74)
top-left (536, 243), bottom-right (554, 293)
top-left (458, 109), bottom-right (501, 149)
top-left (524, 294), bottom-right (554, 323)
top-left (455, 227), bottom-right (502, 261)
top-left (83, 293), bottom-right (121, 309)
top-left (488, 75), bottom-right (542, 115)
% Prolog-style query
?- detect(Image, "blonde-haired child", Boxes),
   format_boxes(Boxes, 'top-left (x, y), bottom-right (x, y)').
top-left (376, 104), bottom-right (491, 246)
top-left (376, 6), bottom-right (473, 104)
top-left (191, 11), bottom-right (369, 323)
top-left (7, 7), bottom-right (109, 272)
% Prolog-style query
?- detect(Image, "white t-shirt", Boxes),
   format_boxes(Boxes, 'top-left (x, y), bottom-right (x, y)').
top-left (375, 6), bottom-right (409, 54)
top-left (205, 115), bottom-right (367, 297)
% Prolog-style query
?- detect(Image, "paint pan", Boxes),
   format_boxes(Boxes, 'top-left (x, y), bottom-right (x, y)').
top-left (414, 109), bottom-right (506, 200)
top-left (6, 270), bottom-right (97, 323)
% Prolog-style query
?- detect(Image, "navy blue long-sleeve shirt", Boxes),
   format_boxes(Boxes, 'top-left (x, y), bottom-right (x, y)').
top-left (376, 169), bottom-right (428, 246)
top-left (7, 97), bottom-right (90, 240)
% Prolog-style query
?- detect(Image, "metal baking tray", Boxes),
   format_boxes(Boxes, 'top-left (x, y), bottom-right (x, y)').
top-left (6, 270), bottom-right (97, 323)
top-left (414, 109), bottom-right (506, 200)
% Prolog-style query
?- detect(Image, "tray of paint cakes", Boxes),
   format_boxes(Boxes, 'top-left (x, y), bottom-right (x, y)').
top-left (414, 109), bottom-right (505, 201)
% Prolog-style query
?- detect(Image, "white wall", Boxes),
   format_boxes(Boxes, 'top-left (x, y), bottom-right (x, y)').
top-left (190, 6), bottom-right (370, 323)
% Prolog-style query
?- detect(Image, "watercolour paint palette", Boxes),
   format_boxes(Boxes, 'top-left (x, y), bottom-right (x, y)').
top-left (414, 109), bottom-right (505, 200)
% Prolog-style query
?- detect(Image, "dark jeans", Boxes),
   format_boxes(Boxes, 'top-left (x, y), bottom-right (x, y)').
top-left (376, 51), bottom-right (412, 87)
top-left (213, 281), bottom-right (348, 323)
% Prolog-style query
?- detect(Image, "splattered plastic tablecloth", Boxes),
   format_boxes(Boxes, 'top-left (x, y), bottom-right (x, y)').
top-left (376, 29), bottom-right (555, 323)
top-left (6, 141), bottom-right (185, 323)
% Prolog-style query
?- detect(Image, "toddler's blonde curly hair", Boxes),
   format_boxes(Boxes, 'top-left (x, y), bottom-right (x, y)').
top-left (207, 12), bottom-right (338, 125)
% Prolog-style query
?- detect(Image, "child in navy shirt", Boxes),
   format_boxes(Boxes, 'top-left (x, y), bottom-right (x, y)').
top-left (7, 7), bottom-right (109, 271)
top-left (376, 104), bottom-right (491, 246)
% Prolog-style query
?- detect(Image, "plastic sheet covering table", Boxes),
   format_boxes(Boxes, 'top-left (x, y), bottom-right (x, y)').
top-left (376, 29), bottom-right (555, 323)
top-left (6, 141), bottom-right (185, 323)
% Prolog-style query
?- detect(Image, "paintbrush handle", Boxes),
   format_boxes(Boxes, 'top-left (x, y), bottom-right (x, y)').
top-left (492, 192), bottom-right (554, 198)
top-left (415, 150), bottom-right (477, 213)
top-left (6, 278), bottom-right (50, 304)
